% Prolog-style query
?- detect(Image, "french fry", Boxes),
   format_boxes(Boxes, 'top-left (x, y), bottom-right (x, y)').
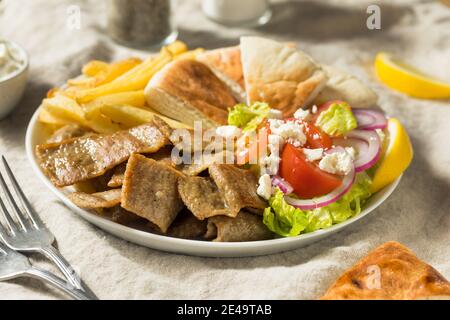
top-left (166, 40), bottom-right (189, 56)
top-left (75, 42), bottom-right (187, 104)
top-left (41, 95), bottom-right (88, 126)
top-left (98, 104), bottom-right (192, 129)
top-left (46, 88), bottom-right (62, 99)
top-left (85, 113), bottom-right (122, 134)
top-left (69, 58), bottom-right (142, 88)
top-left (39, 107), bottom-right (75, 126)
top-left (83, 91), bottom-right (147, 118)
top-left (174, 48), bottom-right (205, 61)
top-left (76, 51), bottom-right (172, 104)
top-left (82, 60), bottom-right (109, 77)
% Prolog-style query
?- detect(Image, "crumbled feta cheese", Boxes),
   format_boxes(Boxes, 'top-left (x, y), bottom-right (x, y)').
top-left (257, 174), bottom-right (272, 200)
top-left (294, 108), bottom-right (310, 120)
top-left (260, 154), bottom-right (281, 176)
top-left (345, 147), bottom-right (357, 160)
top-left (268, 134), bottom-right (285, 157)
top-left (216, 125), bottom-right (242, 138)
top-left (312, 105), bottom-right (318, 114)
top-left (267, 109), bottom-right (283, 119)
top-left (269, 120), bottom-right (306, 147)
top-left (319, 151), bottom-right (353, 175)
top-left (303, 148), bottom-right (323, 161)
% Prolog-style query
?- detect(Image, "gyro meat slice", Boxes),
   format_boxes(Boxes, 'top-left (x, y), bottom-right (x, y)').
top-left (167, 210), bottom-right (208, 240)
top-left (47, 124), bottom-right (92, 144)
top-left (36, 119), bottom-right (171, 187)
top-left (205, 211), bottom-right (274, 242)
top-left (178, 151), bottom-right (233, 177)
top-left (178, 176), bottom-right (233, 220)
top-left (208, 164), bottom-right (267, 214)
top-left (107, 163), bottom-right (127, 188)
top-left (68, 189), bottom-right (122, 209)
top-left (105, 206), bottom-right (147, 226)
top-left (107, 147), bottom-right (176, 188)
top-left (121, 154), bottom-right (184, 233)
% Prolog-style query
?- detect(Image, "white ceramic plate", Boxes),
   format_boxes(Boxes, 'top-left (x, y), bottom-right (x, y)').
top-left (25, 106), bottom-right (401, 257)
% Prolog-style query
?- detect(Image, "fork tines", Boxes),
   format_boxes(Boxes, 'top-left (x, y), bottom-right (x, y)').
top-left (0, 156), bottom-right (44, 235)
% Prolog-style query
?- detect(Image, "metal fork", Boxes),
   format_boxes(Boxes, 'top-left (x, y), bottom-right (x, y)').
top-left (0, 156), bottom-right (98, 300)
top-left (0, 241), bottom-right (90, 300)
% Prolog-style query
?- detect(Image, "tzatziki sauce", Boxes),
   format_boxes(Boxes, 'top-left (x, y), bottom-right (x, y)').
top-left (0, 41), bottom-right (26, 81)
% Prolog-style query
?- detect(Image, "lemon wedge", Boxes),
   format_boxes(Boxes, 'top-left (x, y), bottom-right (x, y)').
top-left (371, 118), bottom-right (413, 193)
top-left (375, 52), bottom-right (450, 99)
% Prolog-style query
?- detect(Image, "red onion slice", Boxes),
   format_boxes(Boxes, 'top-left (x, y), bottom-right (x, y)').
top-left (284, 154), bottom-right (355, 210)
top-left (353, 109), bottom-right (387, 130)
top-left (272, 176), bottom-right (294, 195)
top-left (338, 130), bottom-right (381, 172)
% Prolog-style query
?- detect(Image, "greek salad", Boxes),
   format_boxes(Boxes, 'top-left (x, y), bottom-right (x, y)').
top-left (225, 100), bottom-right (398, 237)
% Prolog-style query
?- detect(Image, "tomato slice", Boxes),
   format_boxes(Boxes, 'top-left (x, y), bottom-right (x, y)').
top-left (302, 121), bottom-right (333, 150)
top-left (280, 143), bottom-right (342, 199)
top-left (282, 118), bottom-right (333, 150)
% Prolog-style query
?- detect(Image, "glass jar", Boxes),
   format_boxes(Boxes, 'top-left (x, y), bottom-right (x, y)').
top-left (107, 0), bottom-right (178, 48)
top-left (202, 0), bottom-right (272, 27)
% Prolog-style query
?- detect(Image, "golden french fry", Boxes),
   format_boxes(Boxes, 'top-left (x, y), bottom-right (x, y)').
top-left (42, 95), bottom-right (88, 126)
top-left (167, 41), bottom-right (189, 56)
top-left (98, 104), bottom-right (192, 129)
top-left (85, 112), bottom-right (122, 134)
top-left (69, 58), bottom-right (143, 88)
top-left (82, 60), bottom-right (110, 77)
top-left (46, 88), bottom-right (62, 99)
top-left (76, 50), bottom-right (172, 103)
top-left (39, 107), bottom-right (75, 126)
top-left (174, 48), bottom-right (205, 61)
top-left (83, 91), bottom-right (147, 118)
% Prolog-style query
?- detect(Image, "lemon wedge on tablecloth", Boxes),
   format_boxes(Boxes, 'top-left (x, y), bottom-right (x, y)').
top-left (371, 118), bottom-right (413, 193)
top-left (375, 52), bottom-right (450, 99)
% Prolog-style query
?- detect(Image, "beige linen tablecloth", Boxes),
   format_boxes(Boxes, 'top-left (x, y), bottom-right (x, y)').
top-left (0, 0), bottom-right (449, 300)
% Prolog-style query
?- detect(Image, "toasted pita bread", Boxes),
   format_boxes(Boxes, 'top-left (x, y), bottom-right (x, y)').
top-left (314, 65), bottom-right (378, 108)
top-left (321, 241), bottom-right (450, 300)
top-left (240, 37), bottom-right (328, 116)
top-left (196, 46), bottom-right (246, 102)
top-left (145, 59), bottom-right (237, 128)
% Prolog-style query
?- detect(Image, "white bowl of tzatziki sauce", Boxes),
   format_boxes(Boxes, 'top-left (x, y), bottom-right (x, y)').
top-left (0, 40), bottom-right (29, 119)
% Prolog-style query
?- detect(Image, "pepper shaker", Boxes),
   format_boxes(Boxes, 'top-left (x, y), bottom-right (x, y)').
top-left (107, 0), bottom-right (178, 48)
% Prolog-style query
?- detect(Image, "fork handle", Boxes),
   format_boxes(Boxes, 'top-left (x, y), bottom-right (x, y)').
top-left (39, 246), bottom-right (98, 300)
top-left (24, 267), bottom-right (92, 300)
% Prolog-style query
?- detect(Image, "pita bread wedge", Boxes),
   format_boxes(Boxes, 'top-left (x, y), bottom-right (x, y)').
top-left (321, 241), bottom-right (450, 300)
top-left (197, 46), bottom-right (246, 102)
top-left (240, 37), bottom-right (328, 116)
top-left (314, 65), bottom-right (379, 108)
top-left (145, 59), bottom-right (237, 128)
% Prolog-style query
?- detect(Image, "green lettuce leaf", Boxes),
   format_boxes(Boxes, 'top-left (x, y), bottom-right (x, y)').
top-left (263, 188), bottom-right (309, 237)
top-left (315, 102), bottom-right (357, 136)
top-left (263, 174), bottom-right (372, 237)
top-left (228, 102), bottom-right (270, 132)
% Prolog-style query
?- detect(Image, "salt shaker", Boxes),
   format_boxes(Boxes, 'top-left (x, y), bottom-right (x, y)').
top-left (107, 0), bottom-right (178, 48)
top-left (202, 0), bottom-right (272, 27)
